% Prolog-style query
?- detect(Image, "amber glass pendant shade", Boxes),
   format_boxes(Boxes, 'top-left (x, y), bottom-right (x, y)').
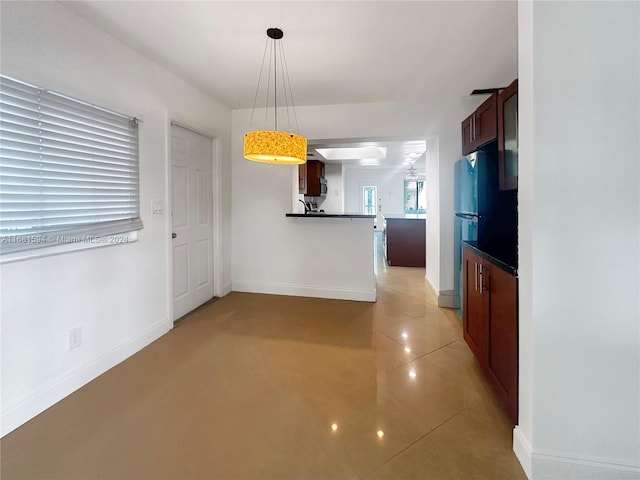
top-left (244, 28), bottom-right (306, 166)
top-left (244, 130), bottom-right (307, 165)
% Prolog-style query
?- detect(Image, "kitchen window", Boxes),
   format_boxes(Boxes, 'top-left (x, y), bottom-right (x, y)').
top-left (0, 75), bottom-right (143, 260)
top-left (404, 180), bottom-right (426, 214)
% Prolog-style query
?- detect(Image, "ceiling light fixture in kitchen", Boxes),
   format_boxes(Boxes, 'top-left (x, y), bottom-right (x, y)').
top-left (405, 164), bottom-right (418, 180)
top-left (243, 28), bottom-right (307, 165)
top-left (360, 159), bottom-right (380, 166)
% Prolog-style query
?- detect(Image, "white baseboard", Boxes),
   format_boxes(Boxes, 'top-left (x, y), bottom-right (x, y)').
top-left (514, 426), bottom-right (533, 479)
top-left (437, 289), bottom-right (455, 308)
top-left (232, 280), bottom-right (376, 302)
top-left (532, 451), bottom-right (640, 479)
top-left (513, 426), bottom-right (640, 480)
top-left (221, 281), bottom-right (233, 296)
top-left (425, 275), bottom-right (455, 308)
top-left (425, 275), bottom-right (439, 301)
top-left (1, 318), bottom-right (171, 437)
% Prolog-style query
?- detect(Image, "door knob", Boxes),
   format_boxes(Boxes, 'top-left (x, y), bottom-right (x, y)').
top-left (172, 232), bottom-right (177, 239)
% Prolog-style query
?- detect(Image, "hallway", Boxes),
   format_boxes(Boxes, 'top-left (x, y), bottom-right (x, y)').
top-left (1, 242), bottom-right (526, 479)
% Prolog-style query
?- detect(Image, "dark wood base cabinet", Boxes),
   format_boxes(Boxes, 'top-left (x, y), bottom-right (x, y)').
top-left (463, 245), bottom-right (518, 424)
top-left (385, 217), bottom-right (425, 267)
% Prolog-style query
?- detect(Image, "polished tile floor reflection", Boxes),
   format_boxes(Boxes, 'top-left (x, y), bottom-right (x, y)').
top-left (1, 233), bottom-right (526, 479)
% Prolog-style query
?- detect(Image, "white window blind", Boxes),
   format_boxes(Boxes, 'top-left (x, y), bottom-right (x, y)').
top-left (0, 75), bottom-right (143, 255)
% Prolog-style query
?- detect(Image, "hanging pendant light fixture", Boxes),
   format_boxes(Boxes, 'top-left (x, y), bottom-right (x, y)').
top-left (244, 28), bottom-right (307, 165)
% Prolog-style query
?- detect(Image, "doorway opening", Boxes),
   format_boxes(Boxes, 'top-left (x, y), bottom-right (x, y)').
top-left (404, 180), bottom-right (426, 214)
top-left (363, 185), bottom-right (377, 215)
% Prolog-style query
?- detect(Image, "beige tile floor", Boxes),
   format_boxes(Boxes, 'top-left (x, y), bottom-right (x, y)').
top-left (1, 233), bottom-right (527, 479)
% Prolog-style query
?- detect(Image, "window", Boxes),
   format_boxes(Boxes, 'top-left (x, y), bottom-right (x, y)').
top-left (404, 180), bottom-right (426, 214)
top-left (363, 185), bottom-right (377, 215)
top-left (0, 75), bottom-right (143, 257)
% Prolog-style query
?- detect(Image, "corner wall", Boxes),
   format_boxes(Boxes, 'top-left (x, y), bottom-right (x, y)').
top-left (516, 2), bottom-right (640, 478)
top-left (0, 1), bottom-right (232, 436)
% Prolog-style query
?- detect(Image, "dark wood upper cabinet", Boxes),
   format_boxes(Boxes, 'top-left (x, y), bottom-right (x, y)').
top-left (461, 93), bottom-right (498, 156)
top-left (461, 114), bottom-right (475, 156)
top-left (298, 161), bottom-right (307, 194)
top-left (474, 95), bottom-right (498, 148)
top-left (498, 79), bottom-right (518, 190)
top-left (302, 160), bottom-right (326, 197)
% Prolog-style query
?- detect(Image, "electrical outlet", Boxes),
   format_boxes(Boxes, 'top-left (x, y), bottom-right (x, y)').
top-left (69, 326), bottom-right (82, 350)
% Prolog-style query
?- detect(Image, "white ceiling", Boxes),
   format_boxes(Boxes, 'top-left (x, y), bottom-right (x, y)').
top-left (61, 1), bottom-right (518, 168)
top-left (308, 138), bottom-right (426, 169)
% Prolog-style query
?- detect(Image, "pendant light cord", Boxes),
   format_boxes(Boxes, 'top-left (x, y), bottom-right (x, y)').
top-left (280, 41), bottom-right (301, 135)
top-left (247, 28), bottom-right (301, 135)
top-left (248, 37), bottom-right (270, 130)
top-left (273, 34), bottom-right (277, 131)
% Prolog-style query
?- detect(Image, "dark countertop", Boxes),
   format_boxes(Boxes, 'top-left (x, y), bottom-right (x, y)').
top-left (463, 241), bottom-right (517, 276)
top-left (383, 213), bottom-right (426, 220)
top-left (286, 213), bottom-right (376, 219)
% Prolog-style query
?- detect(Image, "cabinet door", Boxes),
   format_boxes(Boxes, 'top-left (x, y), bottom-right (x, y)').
top-left (463, 248), bottom-right (488, 364)
top-left (298, 163), bottom-right (307, 194)
top-left (306, 160), bottom-right (319, 196)
top-left (305, 160), bottom-right (325, 196)
top-left (474, 94), bottom-right (497, 150)
top-left (486, 263), bottom-right (518, 424)
top-left (461, 114), bottom-right (474, 155)
top-left (498, 79), bottom-right (518, 190)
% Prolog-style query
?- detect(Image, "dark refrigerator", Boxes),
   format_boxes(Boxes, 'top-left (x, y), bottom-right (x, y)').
top-left (453, 148), bottom-right (517, 315)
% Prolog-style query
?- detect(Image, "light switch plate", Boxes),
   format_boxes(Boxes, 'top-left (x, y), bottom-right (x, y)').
top-left (152, 199), bottom-right (163, 214)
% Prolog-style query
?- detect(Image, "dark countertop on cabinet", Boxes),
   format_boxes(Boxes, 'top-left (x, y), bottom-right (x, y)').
top-left (463, 241), bottom-right (517, 276)
top-left (383, 214), bottom-right (426, 220)
top-left (286, 213), bottom-right (375, 219)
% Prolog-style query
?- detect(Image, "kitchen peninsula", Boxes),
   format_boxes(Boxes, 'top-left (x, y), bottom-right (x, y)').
top-left (383, 214), bottom-right (426, 267)
top-left (283, 211), bottom-right (377, 302)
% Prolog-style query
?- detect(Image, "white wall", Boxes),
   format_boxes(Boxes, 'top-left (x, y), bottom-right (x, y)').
top-left (0, 1), bottom-right (232, 436)
top-left (425, 135), bottom-right (441, 295)
top-left (431, 102), bottom-right (471, 296)
top-left (231, 97), bottom-right (506, 303)
top-left (343, 166), bottom-right (409, 216)
top-left (316, 162), bottom-right (343, 213)
top-left (516, 2), bottom-right (640, 478)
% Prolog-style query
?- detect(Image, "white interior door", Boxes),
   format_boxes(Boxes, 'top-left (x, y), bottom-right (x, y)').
top-left (171, 125), bottom-right (214, 321)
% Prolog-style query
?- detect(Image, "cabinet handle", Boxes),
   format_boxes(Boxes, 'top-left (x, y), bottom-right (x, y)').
top-left (470, 118), bottom-right (473, 143)
top-left (474, 262), bottom-right (478, 292)
top-left (472, 115), bottom-right (476, 140)
top-left (479, 264), bottom-right (484, 293)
